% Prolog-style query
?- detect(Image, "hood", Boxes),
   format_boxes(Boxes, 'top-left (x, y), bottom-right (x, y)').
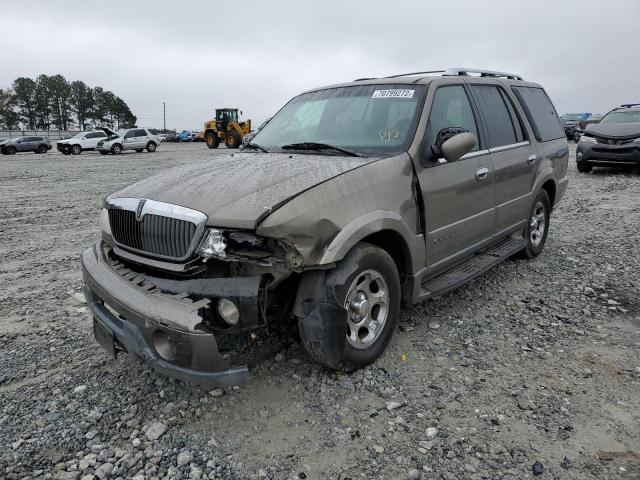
top-left (110, 152), bottom-right (376, 228)
top-left (585, 122), bottom-right (640, 140)
top-left (0, 139), bottom-right (8, 146)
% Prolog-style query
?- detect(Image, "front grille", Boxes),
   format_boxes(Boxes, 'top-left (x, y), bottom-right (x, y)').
top-left (108, 209), bottom-right (198, 259)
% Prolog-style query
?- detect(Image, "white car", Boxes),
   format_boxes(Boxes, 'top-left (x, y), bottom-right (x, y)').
top-left (96, 128), bottom-right (160, 155)
top-left (57, 127), bottom-right (115, 155)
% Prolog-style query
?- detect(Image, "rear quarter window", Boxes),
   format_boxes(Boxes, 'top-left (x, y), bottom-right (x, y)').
top-left (511, 86), bottom-right (564, 142)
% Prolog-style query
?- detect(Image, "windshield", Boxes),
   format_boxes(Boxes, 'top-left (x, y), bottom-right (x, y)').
top-left (251, 84), bottom-right (426, 156)
top-left (600, 111), bottom-right (640, 124)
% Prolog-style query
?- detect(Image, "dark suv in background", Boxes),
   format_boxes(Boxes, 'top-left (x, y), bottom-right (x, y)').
top-left (0, 136), bottom-right (52, 155)
top-left (82, 68), bottom-right (568, 386)
top-left (576, 103), bottom-right (640, 172)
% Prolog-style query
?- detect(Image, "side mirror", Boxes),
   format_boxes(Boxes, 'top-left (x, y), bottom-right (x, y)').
top-left (440, 132), bottom-right (477, 162)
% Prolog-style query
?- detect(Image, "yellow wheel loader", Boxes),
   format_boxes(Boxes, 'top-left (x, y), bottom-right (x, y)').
top-left (203, 108), bottom-right (251, 149)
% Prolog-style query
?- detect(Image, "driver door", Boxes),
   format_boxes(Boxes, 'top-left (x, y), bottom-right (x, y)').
top-left (417, 84), bottom-right (495, 273)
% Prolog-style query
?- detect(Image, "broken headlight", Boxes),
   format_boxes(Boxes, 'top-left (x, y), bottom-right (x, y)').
top-left (200, 229), bottom-right (227, 259)
top-left (199, 229), bottom-right (303, 268)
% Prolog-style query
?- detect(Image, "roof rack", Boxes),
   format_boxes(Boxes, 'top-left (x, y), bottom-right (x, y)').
top-left (353, 68), bottom-right (523, 82)
top-left (619, 103), bottom-right (640, 108)
top-left (443, 68), bottom-right (523, 80)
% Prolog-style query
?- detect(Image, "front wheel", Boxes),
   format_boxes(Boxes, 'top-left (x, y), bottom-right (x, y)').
top-left (5, 146), bottom-right (16, 155)
top-left (111, 144), bottom-right (122, 155)
top-left (71, 144), bottom-right (82, 155)
top-left (577, 162), bottom-right (592, 173)
top-left (225, 131), bottom-right (241, 149)
top-left (519, 190), bottom-right (551, 259)
top-left (298, 243), bottom-right (401, 371)
top-left (146, 142), bottom-right (156, 152)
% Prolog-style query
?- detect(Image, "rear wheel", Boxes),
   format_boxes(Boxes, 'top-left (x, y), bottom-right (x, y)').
top-left (71, 144), bottom-right (82, 155)
top-left (298, 243), bottom-right (401, 371)
top-left (111, 144), bottom-right (122, 155)
top-left (225, 131), bottom-right (241, 149)
top-left (577, 162), bottom-right (592, 173)
top-left (206, 132), bottom-right (219, 149)
top-left (146, 142), bottom-right (157, 152)
top-left (518, 190), bottom-right (551, 259)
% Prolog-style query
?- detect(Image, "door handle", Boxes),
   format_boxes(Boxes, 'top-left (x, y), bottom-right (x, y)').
top-left (475, 167), bottom-right (489, 180)
top-left (527, 154), bottom-right (537, 165)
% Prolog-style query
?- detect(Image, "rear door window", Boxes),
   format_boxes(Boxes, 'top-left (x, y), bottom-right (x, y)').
top-left (426, 85), bottom-right (479, 151)
top-left (135, 129), bottom-right (147, 137)
top-left (469, 85), bottom-right (521, 148)
top-left (511, 86), bottom-right (564, 142)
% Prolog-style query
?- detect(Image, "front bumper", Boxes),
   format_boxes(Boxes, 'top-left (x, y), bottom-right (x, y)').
top-left (57, 143), bottom-right (70, 153)
top-left (577, 142), bottom-right (640, 167)
top-left (81, 241), bottom-right (251, 386)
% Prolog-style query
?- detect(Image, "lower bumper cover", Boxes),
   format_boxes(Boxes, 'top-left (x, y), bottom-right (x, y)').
top-left (81, 241), bottom-right (250, 386)
top-left (577, 143), bottom-right (640, 167)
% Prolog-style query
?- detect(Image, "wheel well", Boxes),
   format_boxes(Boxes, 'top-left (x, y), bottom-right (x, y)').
top-left (147, 140), bottom-right (156, 146)
top-left (360, 230), bottom-right (410, 288)
top-left (541, 180), bottom-right (556, 209)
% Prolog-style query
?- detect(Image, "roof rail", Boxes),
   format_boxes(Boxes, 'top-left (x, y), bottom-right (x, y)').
top-left (443, 68), bottom-right (523, 80)
top-left (353, 70), bottom-right (444, 82)
top-left (619, 103), bottom-right (640, 108)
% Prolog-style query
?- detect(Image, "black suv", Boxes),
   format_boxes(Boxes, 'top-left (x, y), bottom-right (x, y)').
top-left (576, 104), bottom-right (640, 172)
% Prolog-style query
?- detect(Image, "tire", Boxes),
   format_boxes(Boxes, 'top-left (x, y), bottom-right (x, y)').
top-left (111, 144), bottom-right (122, 155)
top-left (146, 142), bottom-right (156, 153)
top-left (36, 145), bottom-right (47, 154)
top-left (5, 146), bottom-right (16, 155)
top-left (206, 132), bottom-right (219, 149)
top-left (518, 190), bottom-right (551, 259)
top-left (71, 144), bottom-right (82, 155)
top-left (135, 148), bottom-right (144, 153)
top-left (225, 131), bottom-right (241, 149)
top-left (577, 162), bottom-right (592, 173)
top-left (298, 242), bottom-right (401, 371)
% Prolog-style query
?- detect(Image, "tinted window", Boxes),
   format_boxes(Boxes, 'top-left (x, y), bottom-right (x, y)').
top-left (124, 130), bottom-right (135, 138)
top-left (512, 87), bottom-right (564, 142)
top-left (499, 89), bottom-right (525, 143)
top-left (426, 85), bottom-right (479, 150)
top-left (87, 132), bottom-right (105, 139)
top-left (135, 129), bottom-right (147, 137)
top-left (470, 86), bottom-right (522, 148)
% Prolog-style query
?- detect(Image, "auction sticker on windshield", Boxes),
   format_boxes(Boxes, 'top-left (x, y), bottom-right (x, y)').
top-left (372, 89), bottom-right (415, 99)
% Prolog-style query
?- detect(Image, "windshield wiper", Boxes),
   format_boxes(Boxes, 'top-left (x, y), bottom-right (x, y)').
top-left (243, 142), bottom-right (269, 153)
top-left (280, 142), bottom-right (361, 157)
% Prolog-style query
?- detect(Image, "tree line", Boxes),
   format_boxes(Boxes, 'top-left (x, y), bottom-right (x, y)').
top-left (0, 74), bottom-right (136, 131)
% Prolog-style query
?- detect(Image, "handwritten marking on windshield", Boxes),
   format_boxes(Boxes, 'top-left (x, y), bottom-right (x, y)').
top-left (379, 129), bottom-right (400, 143)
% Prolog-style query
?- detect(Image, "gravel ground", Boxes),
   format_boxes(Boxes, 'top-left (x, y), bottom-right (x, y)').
top-left (1, 143), bottom-right (639, 480)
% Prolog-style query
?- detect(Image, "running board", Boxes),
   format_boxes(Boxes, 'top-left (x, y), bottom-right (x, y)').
top-left (420, 237), bottom-right (525, 298)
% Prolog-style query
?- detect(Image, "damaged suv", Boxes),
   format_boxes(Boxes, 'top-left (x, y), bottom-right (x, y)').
top-left (82, 68), bottom-right (568, 385)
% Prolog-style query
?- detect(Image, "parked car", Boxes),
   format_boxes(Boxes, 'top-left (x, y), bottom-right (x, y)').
top-left (82, 68), bottom-right (568, 386)
top-left (96, 128), bottom-right (160, 155)
top-left (576, 103), bottom-right (640, 172)
top-left (57, 127), bottom-right (116, 155)
top-left (560, 113), bottom-right (590, 140)
top-left (0, 136), bottom-right (52, 155)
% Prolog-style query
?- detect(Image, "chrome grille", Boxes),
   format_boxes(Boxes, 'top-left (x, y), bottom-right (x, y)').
top-left (107, 198), bottom-right (207, 261)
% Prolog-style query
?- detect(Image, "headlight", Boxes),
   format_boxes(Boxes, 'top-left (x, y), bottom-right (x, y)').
top-left (579, 135), bottom-right (597, 144)
top-left (100, 208), bottom-right (111, 235)
top-left (200, 229), bottom-right (227, 258)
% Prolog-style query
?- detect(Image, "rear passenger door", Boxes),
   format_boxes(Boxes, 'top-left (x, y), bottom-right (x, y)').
top-left (418, 84), bottom-right (495, 271)
top-left (468, 83), bottom-right (535, 234)
top-left (122, 130), bottom-right (137, 150)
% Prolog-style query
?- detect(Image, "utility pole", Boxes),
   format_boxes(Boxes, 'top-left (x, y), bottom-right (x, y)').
top-left (163, 102), bottom-right (166, 132)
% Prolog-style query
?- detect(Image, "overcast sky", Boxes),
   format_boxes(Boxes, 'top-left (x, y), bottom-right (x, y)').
top-left (2, 1), bottom-right (638, 130)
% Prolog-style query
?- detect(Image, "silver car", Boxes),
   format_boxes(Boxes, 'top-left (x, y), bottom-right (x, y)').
top-left (96, 128), bottom-right (160, 155)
